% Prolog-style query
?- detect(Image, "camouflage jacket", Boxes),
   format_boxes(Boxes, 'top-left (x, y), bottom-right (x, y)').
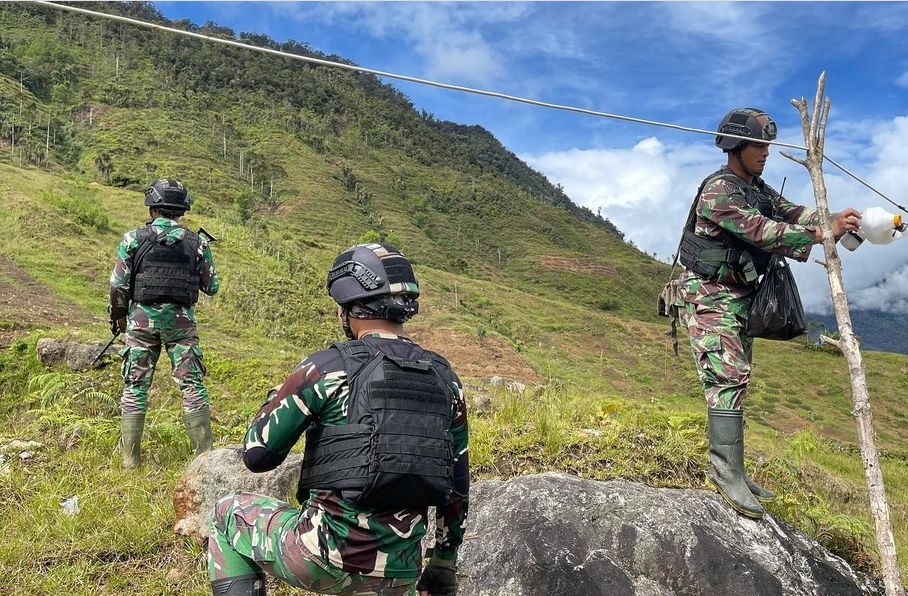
top-left (243, 333), bottom-right (470, 579)
top-left (108, 217), bottom-right (220, 327)
top-left (678, 166), bottom-right (820, 312)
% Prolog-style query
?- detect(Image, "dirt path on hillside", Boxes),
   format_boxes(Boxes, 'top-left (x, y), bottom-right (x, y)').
top-left (409, 327), bottom-right (542, 385)
top-left (0, 255), bottom-right (93, 347)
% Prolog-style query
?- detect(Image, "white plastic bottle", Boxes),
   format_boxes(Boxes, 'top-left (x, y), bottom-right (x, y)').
top-left (840, 206), bottom-right (905, 251)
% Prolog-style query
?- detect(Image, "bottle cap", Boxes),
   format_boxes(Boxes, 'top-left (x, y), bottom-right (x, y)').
top-left (840, 231), bottom-right (863, 252)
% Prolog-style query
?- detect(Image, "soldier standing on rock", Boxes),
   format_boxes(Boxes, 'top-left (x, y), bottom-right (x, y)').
top-left (668, 108), bottom-right (861, 519)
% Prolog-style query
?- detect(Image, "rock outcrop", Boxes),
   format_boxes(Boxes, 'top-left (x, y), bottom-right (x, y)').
top-left (458, 473), bottom-right (884, 596)
top-left (174, 449), bottom-right (887, 595)
top-left (36, 337), bottom-right (113, 370)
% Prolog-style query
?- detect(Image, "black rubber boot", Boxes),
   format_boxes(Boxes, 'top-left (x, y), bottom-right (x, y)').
top-left (211, 574), bottom-right (266, 596)
top-left (706, 408), bottom-right (765, 519)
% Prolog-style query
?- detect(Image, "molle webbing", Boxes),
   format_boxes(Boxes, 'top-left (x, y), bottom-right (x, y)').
top-left (678, 229), bottom-right (755, 282)
top-left (676, 171), bottom-right (774, 282)
top-left (131, 226), bottom-right (201, 305)
top-left (297, 340), bottom-right (455, 509)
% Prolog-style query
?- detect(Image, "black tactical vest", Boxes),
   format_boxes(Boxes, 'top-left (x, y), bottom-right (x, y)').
top-left (677, 169), bottom-right (776, 282)
top-left (297, 340), bottom-right (456, 510)
top-left (131, 226), bottom-right (201, 306)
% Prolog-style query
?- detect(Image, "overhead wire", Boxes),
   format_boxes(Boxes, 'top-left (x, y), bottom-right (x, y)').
top-left (31, 0), bottom-right (905, 214)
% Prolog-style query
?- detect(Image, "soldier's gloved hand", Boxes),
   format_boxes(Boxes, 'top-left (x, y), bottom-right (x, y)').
top-left (416, 552), bottom-right (457, 596)
top-left (108, 306), bottom-right (128, 335)
top-left (109, 317), bottom-right (126, 335)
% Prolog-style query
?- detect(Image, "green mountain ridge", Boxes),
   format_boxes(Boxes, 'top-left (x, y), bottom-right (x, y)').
top-left (2, 2), bottom-right (908, 594)
top-left (1, 1), bottom-right (652, 316)
top-left (806, 309), bottom-right (908, 356)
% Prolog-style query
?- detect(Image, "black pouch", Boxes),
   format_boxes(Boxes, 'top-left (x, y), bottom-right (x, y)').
top-left (678, 230), bottom-right (723, 279)
top-left (745, 255), bottom-right (807, 340)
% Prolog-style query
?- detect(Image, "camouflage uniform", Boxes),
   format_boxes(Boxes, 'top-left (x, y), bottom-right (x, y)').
top-left (208, 332), bottom-right (469, 596)
top-left (676, 166), bottom-right (819, 409)
top-left (109, 217), bottom-right (220, 414)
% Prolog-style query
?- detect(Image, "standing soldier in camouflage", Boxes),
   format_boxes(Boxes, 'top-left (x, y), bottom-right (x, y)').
top-left (108, 178), bottom-right (220, 469)
top-left (208, 243), bottom-right (469, 596)
top-left (673, 108), bottom-right (861, 519)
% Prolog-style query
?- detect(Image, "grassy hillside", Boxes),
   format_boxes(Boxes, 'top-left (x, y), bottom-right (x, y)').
top-left (1, 2), bottom-right (908, 594)
top-left (4, 161), bottom-right (908, 595)
top-left (0, 1), bottom-right (651, 318)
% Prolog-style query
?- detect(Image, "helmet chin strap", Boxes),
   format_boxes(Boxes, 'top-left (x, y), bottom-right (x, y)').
top-left (732, 150), bottom-right (759, 182)
top-left (340, 309), bottom-right (356, 340)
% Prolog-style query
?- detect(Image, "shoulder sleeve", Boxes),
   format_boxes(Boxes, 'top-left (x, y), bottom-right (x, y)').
top-left (196, 234), bottom-right (220, 296)
top-left (242, 346), bottom-right (346, 472)
top-left (109, 229), bottom-right (140, 306)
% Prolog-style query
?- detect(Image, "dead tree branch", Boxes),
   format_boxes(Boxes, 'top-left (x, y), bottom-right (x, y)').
top-left (817, 334), bottom-right (841, 350)
top-left (789, 71), bottom-right (903, 595)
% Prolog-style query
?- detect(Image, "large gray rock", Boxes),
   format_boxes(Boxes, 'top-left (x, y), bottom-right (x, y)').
top-left (172, 454), bottom-right (891, 595)
top-left (457, 472), bottom-right (886, 596)
top-left (173, 445), bottom-right (303, 542)
top-left (36, 337), bottom-right (113, 370)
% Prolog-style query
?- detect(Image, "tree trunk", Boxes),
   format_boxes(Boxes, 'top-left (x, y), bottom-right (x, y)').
top-left (787, 71), bottom-right (903, 595)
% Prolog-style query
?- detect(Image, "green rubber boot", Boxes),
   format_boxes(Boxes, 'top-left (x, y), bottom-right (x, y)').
top-left (741, 415), bottom-right (776, 503)
top-left (706, 408), bottom-right (765, 519)
top-left (184, 407), bottom-right (214, 456)
top-left (745, 476), bottom-right (776, 504)
top-left (119, 412), bottom-right (146, 470)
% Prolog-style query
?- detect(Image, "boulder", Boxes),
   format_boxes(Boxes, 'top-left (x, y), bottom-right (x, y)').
top-left (173, 445), bottom-right (304, 542)
top-left (36, 337), bottom-right (113, 370)
top-left (173, 452), bottom-right (889, 595)
top-left (457, 472), bottom-right (885, 596)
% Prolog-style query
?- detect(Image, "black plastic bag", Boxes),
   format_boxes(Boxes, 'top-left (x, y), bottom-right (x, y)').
top-left (745, 255), bottom-right (807, 340)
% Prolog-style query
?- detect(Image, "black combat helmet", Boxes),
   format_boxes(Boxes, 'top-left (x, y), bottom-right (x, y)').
top-left (327, 243), bottom-right (420, 322)
top-left (144, 178), bottom-right (192, 212)
top-left (715, 108), bottom-right (777, 152)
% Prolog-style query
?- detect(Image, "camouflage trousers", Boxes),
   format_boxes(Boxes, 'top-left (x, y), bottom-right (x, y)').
top-left (119, 323), bottom-right (209, 414)
top-left (209, 492), bottom-right (417, 596)
top-left (680, 302), bottom-right (753, 410)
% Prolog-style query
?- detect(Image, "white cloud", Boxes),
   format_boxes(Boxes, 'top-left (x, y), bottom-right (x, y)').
top-left (524, 112), bottom-right (908, 315)
top-left (895, 71), bottom-right (908, 89)
top-left (267, 2), bottom-right (527, 85)
top-left (522, 138), bottom-right (718, 263)
top-left (850, 260), bottom-right (908, 313)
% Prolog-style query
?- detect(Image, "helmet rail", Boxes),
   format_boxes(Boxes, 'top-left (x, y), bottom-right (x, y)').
top-left (144, 178), bottom-right (192, 212)
top-left (715, 108), bottom-right (777, 152)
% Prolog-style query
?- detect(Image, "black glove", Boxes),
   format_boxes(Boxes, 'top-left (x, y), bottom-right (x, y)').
top-left (108, 305), bottom-right (127, 335)
top-left (416, 553), bottom-right (457, 596)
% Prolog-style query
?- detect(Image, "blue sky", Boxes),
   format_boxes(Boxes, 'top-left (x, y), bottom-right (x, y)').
top-left (149, 1), bottom-right (908, 314)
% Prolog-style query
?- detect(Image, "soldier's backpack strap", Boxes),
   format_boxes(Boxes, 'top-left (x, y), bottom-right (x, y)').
top-left (333, 340), bottom-right (375, 381)
top-left (669, 170), bottom-right (734, 272)
top-left (131, 226), bottom-right (153, 265)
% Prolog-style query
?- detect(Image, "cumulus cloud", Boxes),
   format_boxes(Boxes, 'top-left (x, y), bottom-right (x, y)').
top-left (524, 113), bottom-right (908, 315)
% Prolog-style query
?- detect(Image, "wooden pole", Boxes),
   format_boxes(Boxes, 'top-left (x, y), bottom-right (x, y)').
top-left (786, 71), bottom-right (903, 595)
